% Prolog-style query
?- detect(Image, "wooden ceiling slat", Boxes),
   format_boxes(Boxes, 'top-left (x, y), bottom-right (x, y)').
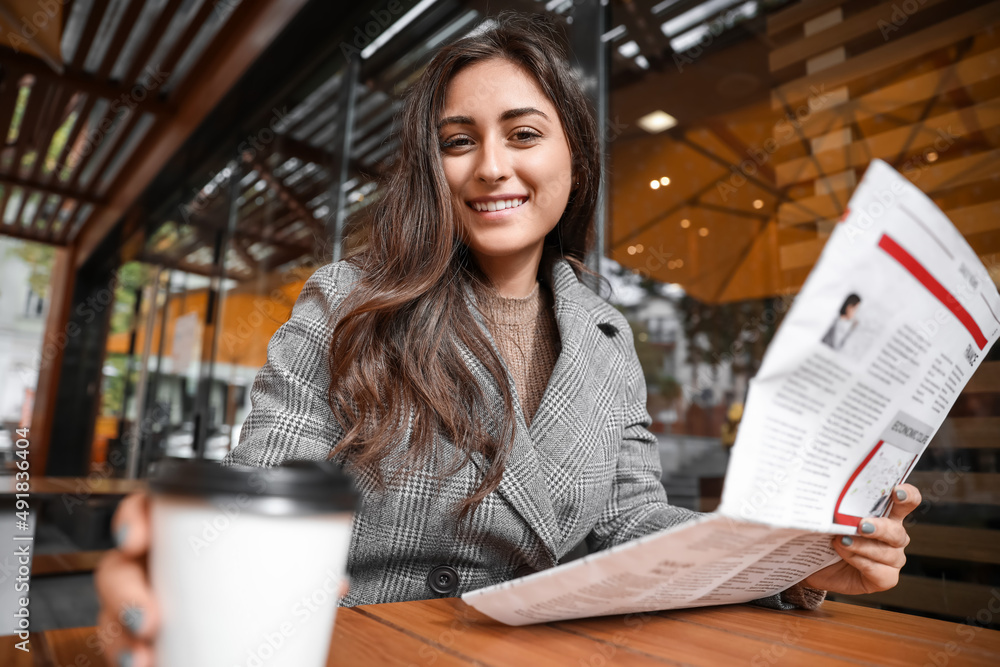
top-left (4, 79), bottom-right (48, 176)
top-left (292, 178), bottom-right (335, 211)
top-left (237, 199), bottom-right (287, 238)
top-left (49, 198), bottom-right (78, 242)
top-left (74, 0), bottom-right (312, 265)
top-left (769, 0), bottom-right (952, 72)
top-left (0, 188), bottom-right (14, 229)
top-left (72, 0), bottom-right (110, 70)
top-left (0, 50), bottom-right (171, 115)
top-left (0, 221), bottom-right (67, 245)
top-left (766, 0), bottom-right (849, 38)
top-left (782, 200), bottom-right (1000, 270)
top-left (158, 0), bottom-right (222, 91)
top-left (122, 0), bottom-right (186, 84)
top-left (57, 200), bottom-right (88, 244)
top-left (0, 62), bottom-right (23, 142)
top-left (13, 87), bottom-right (76, 232)
top-left (25, 87), bottom-right (75, 184)
top-left (95, 0), bottom-right (147, 79)
top-left (59, 0), bottom-right (214, 219)
top-left (35, 195), bottom-right (65, 238)
top-left (139, 252), bottom-right (251, 281)
top-left (231, 236), bottom-right (260, 272)
top-left (25, 89), bottom-right (79, 241)
top-left (794, 47), bottom-right (1000, 140)
top-left (778, 147), bottom-right (1000, 227)
top-left (257, 243), bottom-right (312, 272)
top-left (83, 105), bottom-right (144, 196)
top-left (25, 193), bottom-right (55, 238)
top-left (43, 94), bottom-right (95, 188)
top-left (770, 2), bottom-right (1000, 110)
top-left (267, 135), bottom-right (336, 168)
top-left (775, 98), bottom-right (1000, 187)
top-left (0, 172), bottom-right (101, 206)
top-left (3, 80), bottom-right (52, 230)
top-left (166, 232), bottom-right (205, 263)
top-left (246, 156), bottom-right (323, 234)
top-left (184, 203), bottom-right (312, 254)
top-left (52, 0), bottom-right (138, 201)
top-left (62, 103), bottom-right (112, 195)
top-left (0, 62), bottom-right (24, 227)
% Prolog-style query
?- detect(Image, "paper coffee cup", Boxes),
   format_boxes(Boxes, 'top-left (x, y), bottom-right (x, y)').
top-left (149, 459), bottom-right (358, 667)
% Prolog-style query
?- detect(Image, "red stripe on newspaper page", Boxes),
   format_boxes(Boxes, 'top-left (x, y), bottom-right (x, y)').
top-left (833, 441), bottom-right (884, 528)
top-left (877, 234), bottom-right (988, 350)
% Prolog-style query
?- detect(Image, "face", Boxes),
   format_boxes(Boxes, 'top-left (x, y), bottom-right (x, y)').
top-left (438, 58), bottom-right (574, 275)
top-left (844, 303), bottom-right (859, 319)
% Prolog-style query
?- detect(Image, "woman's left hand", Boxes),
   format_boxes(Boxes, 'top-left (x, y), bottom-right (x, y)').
top-left (801, 483), bottom-right (920, 595)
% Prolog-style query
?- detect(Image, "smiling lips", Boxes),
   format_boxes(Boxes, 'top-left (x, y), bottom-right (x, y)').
top-left (467, 197), bottom-right (528, 217)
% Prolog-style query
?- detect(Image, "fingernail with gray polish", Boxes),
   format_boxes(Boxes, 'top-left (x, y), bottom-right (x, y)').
top-left (122, 606), bottom-right (143, 634)
top-left (861, 521), bottom-right (875, 534)
top-left (115, 525), bottom-right (129, 549)
top-left (841, 536), bottom-right (853, 546)
top-left (118, 651), bottom-right (133, 667)
top-left (895, 488), bottom-right (907, 501)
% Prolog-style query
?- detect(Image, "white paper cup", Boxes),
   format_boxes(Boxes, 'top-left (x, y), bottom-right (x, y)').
top-left (149, 459), bottom-right (358, 667)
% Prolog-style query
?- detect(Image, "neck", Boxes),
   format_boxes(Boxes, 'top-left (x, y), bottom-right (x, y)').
top-left (474, 246), bottom-right (544, 298)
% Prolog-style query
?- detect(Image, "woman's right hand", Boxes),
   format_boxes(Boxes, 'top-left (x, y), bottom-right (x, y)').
top-left (94, 492), bottom-right (159, 667)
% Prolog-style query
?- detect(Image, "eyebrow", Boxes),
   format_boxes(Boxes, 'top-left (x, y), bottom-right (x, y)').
top-left (437, 107), bottom-right (549, 131)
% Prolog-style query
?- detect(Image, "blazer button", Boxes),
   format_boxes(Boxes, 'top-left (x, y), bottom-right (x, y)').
top-left (513, 564), bottom-right (536, 579)
top-left (428, 565), bottom-right (460, 596)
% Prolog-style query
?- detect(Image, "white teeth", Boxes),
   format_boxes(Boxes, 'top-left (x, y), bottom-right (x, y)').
top-left (471, 198), bottom-right (525, 212)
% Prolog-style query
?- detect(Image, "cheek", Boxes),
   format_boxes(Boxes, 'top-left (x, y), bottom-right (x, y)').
top-left (441, 158), bottom-right (471, 197)
top-left (531, 172), bottom-right (572, 213)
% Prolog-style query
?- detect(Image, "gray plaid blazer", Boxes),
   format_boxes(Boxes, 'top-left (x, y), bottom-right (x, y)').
top-left (222, 258), bottom-right (797, 609)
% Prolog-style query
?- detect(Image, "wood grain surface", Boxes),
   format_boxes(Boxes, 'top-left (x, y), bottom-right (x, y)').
top-left (5, 597), bottom-right (998, 666)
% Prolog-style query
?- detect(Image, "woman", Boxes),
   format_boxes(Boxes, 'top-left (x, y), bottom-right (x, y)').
top-left (96, 14), bottom-right (917, 666)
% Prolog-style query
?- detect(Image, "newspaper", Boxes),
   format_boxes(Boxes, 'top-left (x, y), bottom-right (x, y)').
top-left (462, 159), bottom-right (1000, 625)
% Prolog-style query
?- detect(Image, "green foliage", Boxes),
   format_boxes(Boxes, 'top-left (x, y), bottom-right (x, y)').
top-left (100, 354), bottom-right (129, 416)
top-left (7, 85), bottom-right (29, 143)
top-left (658, 375), bottom-right (682, 401)
top-left (109, 262), bottom-right (158, 335)
top-left (6, 241), bottom-right (56, 298)
top-left (43, 111), bottom-right (78, 175)
top-left (678, 295), bottom-right (786, 376)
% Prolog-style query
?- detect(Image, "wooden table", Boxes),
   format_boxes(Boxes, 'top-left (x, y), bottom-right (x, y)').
top-left (0, 476), bottom-right (146, 496)
top-left (3, 597), bottom-right (999, 666)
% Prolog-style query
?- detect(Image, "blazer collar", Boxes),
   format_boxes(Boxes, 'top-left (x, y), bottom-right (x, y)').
top-left (460, 258), bottom-right (604, 564)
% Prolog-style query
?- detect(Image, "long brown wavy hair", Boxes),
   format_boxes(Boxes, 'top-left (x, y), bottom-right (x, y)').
top-left (328, 12), bottom-right (603, 520)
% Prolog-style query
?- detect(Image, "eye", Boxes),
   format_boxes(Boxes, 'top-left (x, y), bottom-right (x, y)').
top-left (512, 128), bottom-right (541, 142)
top-left (439, 135), bottom-right (471, 150)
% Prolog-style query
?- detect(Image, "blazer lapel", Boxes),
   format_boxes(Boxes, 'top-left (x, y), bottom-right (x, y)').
top-left (459, 259), bottom-right (603, 564)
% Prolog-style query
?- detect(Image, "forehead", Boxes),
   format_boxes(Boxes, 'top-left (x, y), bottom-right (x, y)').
top-left (441, 59), bottom-right (555, 116)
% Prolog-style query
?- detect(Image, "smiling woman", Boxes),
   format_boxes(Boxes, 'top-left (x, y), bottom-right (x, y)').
top-left (94, 12), bottom-right (922, 666)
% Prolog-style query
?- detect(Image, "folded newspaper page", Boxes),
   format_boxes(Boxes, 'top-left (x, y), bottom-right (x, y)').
top-left (462, 159), bottom-right (1000, 625)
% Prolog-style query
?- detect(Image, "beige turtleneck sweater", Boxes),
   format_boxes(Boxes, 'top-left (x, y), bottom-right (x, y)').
top-left (477, 279), bottom-right (561, 426)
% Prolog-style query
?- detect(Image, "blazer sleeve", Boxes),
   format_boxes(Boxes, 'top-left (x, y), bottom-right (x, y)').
top-left (586, 323), bottom-right (826, 611)
top-left (222, 263), bottom-right (351, 468)
top-left (585, 325), bottom-right (702, 552)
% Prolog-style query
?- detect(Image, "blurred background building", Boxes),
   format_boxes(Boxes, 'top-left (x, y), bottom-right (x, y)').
top-left (0, 0), bottom-right (997, 631)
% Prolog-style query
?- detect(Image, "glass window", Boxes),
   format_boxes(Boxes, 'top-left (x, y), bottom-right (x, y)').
top-left (608, 0), bottom-right (999, 627)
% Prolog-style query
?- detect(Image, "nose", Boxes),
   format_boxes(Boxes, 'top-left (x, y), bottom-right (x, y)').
top-left (473, 133), bottom-right (511, 184)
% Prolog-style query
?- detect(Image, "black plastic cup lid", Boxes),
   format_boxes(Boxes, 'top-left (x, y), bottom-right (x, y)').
top-left (149, 458), bottom-right (359, 515)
